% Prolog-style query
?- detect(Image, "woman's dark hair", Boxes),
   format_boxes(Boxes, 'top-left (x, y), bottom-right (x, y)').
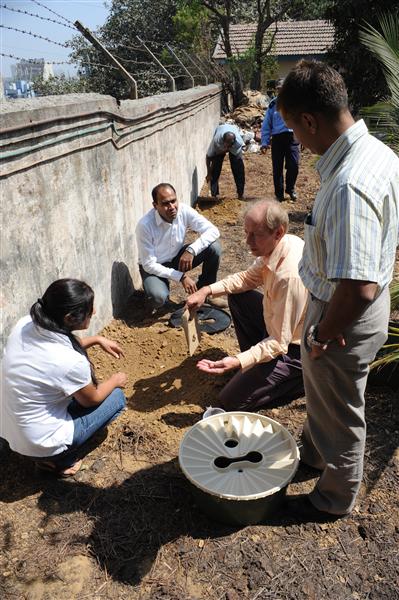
top-left (30, 278), bottom-right (97, 385)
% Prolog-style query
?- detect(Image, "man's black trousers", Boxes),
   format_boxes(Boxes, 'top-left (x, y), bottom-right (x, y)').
top-left (271, 132), bottom-right (299, 197)
top-left (210, 152), bottom-right (245, 197)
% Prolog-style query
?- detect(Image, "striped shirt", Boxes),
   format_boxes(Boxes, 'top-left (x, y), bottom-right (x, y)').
top-left (300, 119), bottom-right (399, 302)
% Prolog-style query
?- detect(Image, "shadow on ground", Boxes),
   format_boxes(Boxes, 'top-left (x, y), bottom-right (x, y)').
top-left (1, 455), bottom-right (302, 587)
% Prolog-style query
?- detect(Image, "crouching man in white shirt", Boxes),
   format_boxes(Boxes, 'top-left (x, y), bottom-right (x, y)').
top-left (136, 183), bottom-right (222, 310)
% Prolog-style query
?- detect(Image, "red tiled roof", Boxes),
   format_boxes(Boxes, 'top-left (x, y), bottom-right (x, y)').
top-left (213, 20), bottom-right (335, 60)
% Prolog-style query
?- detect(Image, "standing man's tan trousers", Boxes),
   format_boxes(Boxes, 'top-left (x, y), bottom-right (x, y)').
top-left (300, 287), bottom-right (390, 515)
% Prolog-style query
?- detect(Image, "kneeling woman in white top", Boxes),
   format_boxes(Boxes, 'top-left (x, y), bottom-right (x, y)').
top-left (1, 278), bottom-right (127, 477)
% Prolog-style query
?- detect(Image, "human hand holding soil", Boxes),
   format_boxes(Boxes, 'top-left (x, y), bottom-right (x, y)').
top-left (197, 356), bottom-right (240, 374)
top-left (111, 372), bottom-right (128, 388)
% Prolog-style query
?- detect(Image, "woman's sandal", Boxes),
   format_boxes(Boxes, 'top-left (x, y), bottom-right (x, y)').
top-left (35, 459), bottom-right (83, 478)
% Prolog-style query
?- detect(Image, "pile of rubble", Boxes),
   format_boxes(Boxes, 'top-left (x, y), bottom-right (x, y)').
top-left (226, 90), bottom-right (271, 154)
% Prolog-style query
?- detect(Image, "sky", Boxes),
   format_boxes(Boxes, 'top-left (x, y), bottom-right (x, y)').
top-left (1, 0), bottom-right (111, 78)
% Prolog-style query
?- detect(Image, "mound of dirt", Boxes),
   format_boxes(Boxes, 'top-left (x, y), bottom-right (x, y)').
top-left (1, 151), bottom-right (398, 600)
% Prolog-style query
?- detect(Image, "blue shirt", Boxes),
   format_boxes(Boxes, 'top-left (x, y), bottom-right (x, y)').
top-left (207, 124), bottom-right (244, 158)
top-left (299, 119), bottom-right (399, 302)
top-left (261, 98), bottom-right (293, 147)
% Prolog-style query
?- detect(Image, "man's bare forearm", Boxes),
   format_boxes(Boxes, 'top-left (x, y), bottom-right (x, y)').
top-left (317, 280), bottom-right (378, 341)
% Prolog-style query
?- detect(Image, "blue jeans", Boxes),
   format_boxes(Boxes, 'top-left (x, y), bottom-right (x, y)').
top-left (140, 240), bottom-right (221, 309)
top-left (39, 388), bottom-right (126, 469)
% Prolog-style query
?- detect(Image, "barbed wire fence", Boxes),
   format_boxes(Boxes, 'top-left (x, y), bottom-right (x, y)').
top-left (2, 1), bottom-right (229, 100)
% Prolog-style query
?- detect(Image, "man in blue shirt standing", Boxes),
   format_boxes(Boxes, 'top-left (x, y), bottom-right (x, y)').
top-left (206, 123), bottom-right (245, 199)
top-left (261, 79), bottom-right (300, 202)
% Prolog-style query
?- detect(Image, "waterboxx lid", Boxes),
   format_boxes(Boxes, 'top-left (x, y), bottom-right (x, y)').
top-left (179, 412), bottom-right (299, 501)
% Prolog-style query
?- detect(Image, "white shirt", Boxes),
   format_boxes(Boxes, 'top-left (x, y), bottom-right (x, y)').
top-left (136, 203), bottom-right (220, 281)
top-left (0, 316), bottom-right (92, 457)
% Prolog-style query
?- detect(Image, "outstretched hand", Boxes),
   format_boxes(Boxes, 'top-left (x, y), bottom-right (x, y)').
top-left (97, 336), bottom-right (125, 358)
top-left (197, 356), bottom-right (240, 374)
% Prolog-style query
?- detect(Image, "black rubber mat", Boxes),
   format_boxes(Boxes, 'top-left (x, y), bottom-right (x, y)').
top-left (169, 304), bottom-right (231, 334)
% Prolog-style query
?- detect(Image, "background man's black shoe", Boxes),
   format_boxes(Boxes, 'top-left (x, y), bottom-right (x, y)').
top-left (285, 494), bottom-right (347, 523)
top-left (288, 192), bottom-right (297, 202)
top-left (275, 194), bottom-right (285, 202)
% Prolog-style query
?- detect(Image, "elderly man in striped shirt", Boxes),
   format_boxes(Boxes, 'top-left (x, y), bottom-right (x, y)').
top-left (278, 60), bottom-right (399, 521)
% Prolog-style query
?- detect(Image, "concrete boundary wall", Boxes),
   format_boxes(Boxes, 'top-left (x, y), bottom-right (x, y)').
top-left (0, 85), bottom-right (221, 350)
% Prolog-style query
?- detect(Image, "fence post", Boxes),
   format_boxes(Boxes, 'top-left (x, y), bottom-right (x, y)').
top-left (195, 55), bottom-right (218, 83)
top-left (166, 44), bottom-right (195, 88)
top-left (181, 50), bottom-right (208, 85)
top-left (75, 20), bottom-right (137, 99)
top-left (136, 36), bottom-right (175, 92)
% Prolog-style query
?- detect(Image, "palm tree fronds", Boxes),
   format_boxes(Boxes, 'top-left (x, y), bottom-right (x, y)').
top-left (359, 12), bottom-right (399, 154)
top-left (390, 281), bottom-right (399, 310)
top-left (359, 14), bottom-right (399, 80)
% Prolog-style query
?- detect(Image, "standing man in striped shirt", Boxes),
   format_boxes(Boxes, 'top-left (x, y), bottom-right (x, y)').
top-left (277, 60), bottom-right (399, 521)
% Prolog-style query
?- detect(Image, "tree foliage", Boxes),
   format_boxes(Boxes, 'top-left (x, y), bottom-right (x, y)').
top-left (69, 0), bottom-right (182, 99)
top-left (325, 0), bottom-right (397, 112)
top-left (247, 0), bottom-right (292, 91)
top-left (286, 0), bottom-right (330, 20)
top-left (173, 0), bottom-right (213, 54)
top-left (197, 1), bottom-right (292, 106)
top-left (33, 74), bottom-right (89, 96)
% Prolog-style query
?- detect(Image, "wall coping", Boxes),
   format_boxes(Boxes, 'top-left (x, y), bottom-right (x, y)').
top-left (0, 85), bottom-right (221, 130)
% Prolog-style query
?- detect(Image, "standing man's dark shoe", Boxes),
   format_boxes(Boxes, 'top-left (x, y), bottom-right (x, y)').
top-left (285, 494), bottom-right (347, 523)
top-left (289, 191), bottom-right (297, 202)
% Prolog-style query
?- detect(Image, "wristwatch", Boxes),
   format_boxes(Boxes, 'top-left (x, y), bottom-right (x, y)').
top-left (186, 247), bottom-right (195, 256)
top-left (306, 324), bottom-right (331, 349)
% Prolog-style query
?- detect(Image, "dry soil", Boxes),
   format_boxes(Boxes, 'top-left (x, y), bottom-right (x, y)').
top-left (1, 151), bottom-right (398, 600)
